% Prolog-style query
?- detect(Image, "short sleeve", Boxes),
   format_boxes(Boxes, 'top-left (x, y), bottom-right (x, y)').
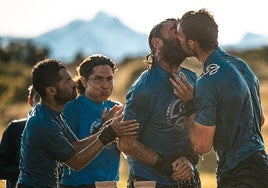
top-left (38, 122), bottom-right (76, 162)
top-left (124, 84), bottom-right (151, 136)
top-left (194, 80), bottom-right (218, 126)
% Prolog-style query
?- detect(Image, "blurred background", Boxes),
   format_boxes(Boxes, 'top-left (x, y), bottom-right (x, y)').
top-left (1, 0), bottom-right (268, 187)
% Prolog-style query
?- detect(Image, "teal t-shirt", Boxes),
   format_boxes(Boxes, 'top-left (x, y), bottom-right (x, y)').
top-left (124, 63), bottom-right (198, 185)
top-left (194, 48), bottom-right (265, 179)
top-left (18, 103), bottom-right (77, 188)
top-left (60, 95), bottom-right (120, 185)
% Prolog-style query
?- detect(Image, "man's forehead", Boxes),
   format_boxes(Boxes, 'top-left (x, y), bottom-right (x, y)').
top-left (59, 68), bottom-right (72, 79)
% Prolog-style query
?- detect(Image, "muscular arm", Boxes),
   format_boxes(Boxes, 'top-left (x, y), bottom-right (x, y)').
top-left (64, 116), bottom-right (139, 171)
top-left (187, 114), bottom-right (215, 155)
top-left (71, 132), bottom-right (100, 153)
top-left (118, 135), bottom-right (158, 166)
top-left (64, 135), bottom-right (104, 171)
top-left (170, 73), bottom-right (215, 155)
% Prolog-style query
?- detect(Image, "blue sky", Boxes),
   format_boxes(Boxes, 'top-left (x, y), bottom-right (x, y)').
top-left (1, 0), bottom-right (267, 45)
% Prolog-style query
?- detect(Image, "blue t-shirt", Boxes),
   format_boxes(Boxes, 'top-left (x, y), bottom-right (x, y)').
top-left (18, 103), bottom-right (77, 188)
top-left (194, 47), bottom-right (265, 179)
top-left (60, 95), bottom-right (120, 185)
top-left (124, 63), bottom-right (198, 185)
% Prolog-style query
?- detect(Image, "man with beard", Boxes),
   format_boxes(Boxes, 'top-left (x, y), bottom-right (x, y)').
top-left (118, 19), bottom-right (200, 188)
top-left (170, 9), bottom-right (268, 188)
top-left (16, 59), bottom-right (139, 188)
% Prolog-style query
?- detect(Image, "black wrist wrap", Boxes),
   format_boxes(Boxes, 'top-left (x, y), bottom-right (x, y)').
top-left (154, 152), bottom-right (181, 176)
top-left (184, 99), bottom-right (196, 116)
top-left (153, 145), bottom-right (199, 176)
top-left (99, 126), bottom-right (117, 145)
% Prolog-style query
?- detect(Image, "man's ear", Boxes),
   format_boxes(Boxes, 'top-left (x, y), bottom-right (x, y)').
top-left (151, 37), bottom-right (163, 50)
top-left (27, 96), bottom-right (33, 107)
top-left (187, 39), bottom-right (195, 50)
top-left (81, 76), bottom-right (87, 88)
top-left (46, 86), bottom-right (56, 96)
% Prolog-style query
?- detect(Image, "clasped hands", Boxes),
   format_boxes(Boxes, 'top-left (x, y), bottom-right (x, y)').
top-left (171, 156), bottom-right (194, 181)
top-left (98, 105), bottom-right (139, 145)
top-left (154, 153), bottom-right (194, 181)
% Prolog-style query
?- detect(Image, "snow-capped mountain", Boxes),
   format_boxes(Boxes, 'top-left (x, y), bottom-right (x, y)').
top-left (33, 11), bottom-right (149, 62)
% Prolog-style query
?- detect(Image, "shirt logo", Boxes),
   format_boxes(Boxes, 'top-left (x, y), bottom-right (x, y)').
top-left (167, 98), bottom-right (188, 131)
top-left (203, 63), bottom-right (220, 75)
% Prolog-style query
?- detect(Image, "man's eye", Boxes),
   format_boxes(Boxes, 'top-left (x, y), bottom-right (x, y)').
top-left (94, 77), bottom-right (103, 81)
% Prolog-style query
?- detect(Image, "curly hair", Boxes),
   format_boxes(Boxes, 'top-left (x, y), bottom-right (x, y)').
top-left (32, 59), bottom-right (66, 99)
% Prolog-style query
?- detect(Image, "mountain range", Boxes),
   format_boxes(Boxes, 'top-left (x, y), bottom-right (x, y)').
top-left (33, 11), bottom-right (149, 63)
top-left (1, 11), bottom-right (268, 63)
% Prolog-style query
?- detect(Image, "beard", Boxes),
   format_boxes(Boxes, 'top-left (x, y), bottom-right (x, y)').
top-left (160, 38), bottom-right (186, 66)
top-left (54, 86), bottom-right (77, 106)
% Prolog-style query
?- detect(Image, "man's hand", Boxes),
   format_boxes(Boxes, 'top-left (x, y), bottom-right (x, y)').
top-left (169, 73), bottom-right (196, 116)
top-left (153, 152), bottom-right (178, 176)
top-left (101, 104), bottom-right (123, 124)
top-left (98, 108), bottom-right (139, 145)
top-left (171, 157), bottom-right (194, 181)
top-left (110, 116), bottom-right (139, 137)
top-left (169, 72), bottom-right (193, 103)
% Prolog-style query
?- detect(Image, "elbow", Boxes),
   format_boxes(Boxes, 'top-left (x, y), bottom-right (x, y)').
top-left (69, 162), bottom-right (88, 171)
top-left (191, 136), bottom-right (212, 155)
top-left (67, 161), bottom-right (84, 171)
top-left (70, 166), bottom-right (81, 171)
top-left (64, 155), bottom-right (87, 171)
top-left (193, 143), bottom-right (212, 155)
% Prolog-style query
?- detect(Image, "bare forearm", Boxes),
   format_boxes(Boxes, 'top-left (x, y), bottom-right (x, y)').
top-left (131, 142), bottom-right (158, 165)
top-left (187, 114), bottom-right (214, 155)
top-left (65, 136), bottom-right (104, 171)
top-left (72, 133), bottom-right (100, 153)
top-left (187, 114), bottom-right (196, 144)
top-left (187, 114), bottom-right (202, 154)
top-left (119, 136), bottom-right (158, 166)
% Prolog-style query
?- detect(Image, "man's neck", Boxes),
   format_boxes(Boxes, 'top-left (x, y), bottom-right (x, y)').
top-left (42, 99), bottom-right (64, 112)
top-left (158, 61), bottom-right (180, 74)
top-left (196, 49), bottom-right (214, 65)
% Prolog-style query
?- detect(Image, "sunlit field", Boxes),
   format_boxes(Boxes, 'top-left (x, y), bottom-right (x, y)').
top-left (1, 58), bottom-right (268, 188)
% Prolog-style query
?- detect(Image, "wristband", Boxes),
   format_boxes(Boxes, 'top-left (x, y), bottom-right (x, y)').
top-left (154, 153), bottom-right (178, 176)
top-left (184, 99), bottom-right (196, 116)
top-left (98, 125), bottom-right (117, 145)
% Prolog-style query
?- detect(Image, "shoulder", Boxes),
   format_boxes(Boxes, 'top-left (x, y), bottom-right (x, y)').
top-left (65, 96), bottom-right (83, 107)
top-left (7, 118), bottom-right (27, 129)
top-left (64, 96), bottom-right (84, 112)
top-left (180, 66), bottom-right (198, 80)
top-left (1, 119), bottom-right (26, 139)
top-left (180, 66), bottom-right (196, 74)
top-left (127, 70), bottom-right (152, 93)
top-left (125, 73), bottom-right (154, 106)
